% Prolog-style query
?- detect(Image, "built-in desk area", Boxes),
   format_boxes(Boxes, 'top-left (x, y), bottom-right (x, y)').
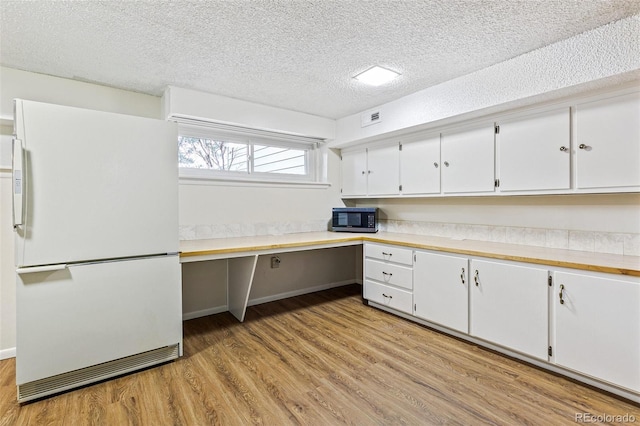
top-left (179, 231), bottom-right (640, 321)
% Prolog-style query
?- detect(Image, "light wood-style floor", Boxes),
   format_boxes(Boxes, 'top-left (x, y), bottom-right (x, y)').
top-left (1, 284), bottom-right (638, 425)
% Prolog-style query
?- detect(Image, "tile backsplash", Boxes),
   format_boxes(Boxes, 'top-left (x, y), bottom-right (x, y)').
top-left (179, 219), bottom-right (640, 257)
top-left (379, 220), bottom-right (640, 256)
top-left (179, 220), bottom-right (329, 241)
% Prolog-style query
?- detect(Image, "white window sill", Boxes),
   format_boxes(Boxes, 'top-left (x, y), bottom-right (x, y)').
top-left (179, 173), bottom-right (332, 189)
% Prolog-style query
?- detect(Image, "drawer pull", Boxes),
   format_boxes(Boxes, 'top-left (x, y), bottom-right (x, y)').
top-left (382, 252), bottom-right (392, 257)
top-left (460, 267), bottom-right (465, 284)
top-left (382, 293), bottom-right (393, 299)
top-left (382, 271), bottom-right (393, 277)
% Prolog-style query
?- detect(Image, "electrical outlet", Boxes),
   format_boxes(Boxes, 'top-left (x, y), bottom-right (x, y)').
top-left (270, 256), bottom-right (281, 269)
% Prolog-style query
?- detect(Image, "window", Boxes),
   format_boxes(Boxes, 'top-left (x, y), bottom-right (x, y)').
top-left (174, 118), bottom-right (326, 184)
top-left (179, 137), bottom-right (249, 172)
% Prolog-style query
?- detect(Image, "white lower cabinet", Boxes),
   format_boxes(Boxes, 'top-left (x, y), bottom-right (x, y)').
top-left (364, 243), bottom-right (413, 315)
top-left (469, 259), bottom-right (549, 360)
top-left (553, 271), bottom-right (640, 392)
top-left (413, 251), bottom-right (469, 333)
top-left (362, 243), bottom-right (638, 401)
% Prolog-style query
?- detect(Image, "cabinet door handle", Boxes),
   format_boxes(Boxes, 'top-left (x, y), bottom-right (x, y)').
top-left (474, 270), bottom-right (480, 286)
top-left (579, 144), bottom-right (589, 150)
top-left (559, 146), bottom-right (568, 152)
top-left (559, 284), bottom-right (565, 304)
top-left (361, 170), bottom-right (365, 175)
top-left (460, 267), bottom-right (465, 284)
top-left (444, 161), bottom-right (450, 167)
top-left (382, 293), bottom-right (393, 299)
top-left (434, 162), bottom-right (439, 168)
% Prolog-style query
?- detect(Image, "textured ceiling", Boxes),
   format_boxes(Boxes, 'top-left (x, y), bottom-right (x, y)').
top-left (1, 1), bottom-right (639, 120)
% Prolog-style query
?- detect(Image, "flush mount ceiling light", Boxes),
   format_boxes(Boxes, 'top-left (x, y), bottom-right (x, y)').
top-left (354, 66), bottom-right (400, 86)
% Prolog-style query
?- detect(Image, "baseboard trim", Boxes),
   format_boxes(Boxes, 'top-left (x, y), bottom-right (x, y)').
top-left (182, 305), bottom-right (228, 321)
top-left (247, 280), bottom-right (356, 307)
top-left (0, 347), bottom-right (16, 360)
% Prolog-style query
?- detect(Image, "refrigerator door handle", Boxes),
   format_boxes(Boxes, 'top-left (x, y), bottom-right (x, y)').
top-left (17, 264), bottom-right (68, 274)
top-left (12, 138), bottom-right (24, 228)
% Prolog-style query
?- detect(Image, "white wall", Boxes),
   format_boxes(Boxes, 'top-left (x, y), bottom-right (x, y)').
top-left (0, 171), bottom-right (16, 358)
top-left (163, 86), bottom-right (335, 140)
top-left (0, 67), bottom-right (161, 120)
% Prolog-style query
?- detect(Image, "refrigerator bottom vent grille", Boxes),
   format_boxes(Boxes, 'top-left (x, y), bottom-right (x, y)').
top-left (18, 344), bottom-right (180, 402)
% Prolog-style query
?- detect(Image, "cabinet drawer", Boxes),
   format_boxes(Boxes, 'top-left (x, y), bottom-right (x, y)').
top-left (364, 280), bottom-right (413, 315)
top-left (365, 259), bottom-right (413, 290)
top-left (365, 243), bottom-right (413, 265)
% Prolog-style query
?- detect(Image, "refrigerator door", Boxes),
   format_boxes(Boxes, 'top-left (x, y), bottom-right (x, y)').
top-left (16, 255), bottom-right (182, 385)
top-left (14, 99), bottom-right (178, 267)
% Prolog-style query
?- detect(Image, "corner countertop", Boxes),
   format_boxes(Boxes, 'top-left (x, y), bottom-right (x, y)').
top-left (179, 231), bottom-right (640, 277)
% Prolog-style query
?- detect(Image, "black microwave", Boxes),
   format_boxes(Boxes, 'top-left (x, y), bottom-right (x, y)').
top-left (331, 207), bottom-right (378, 233)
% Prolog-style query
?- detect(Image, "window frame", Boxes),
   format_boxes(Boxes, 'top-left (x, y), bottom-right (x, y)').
top-left (174, 118), bottom-right (328, 186)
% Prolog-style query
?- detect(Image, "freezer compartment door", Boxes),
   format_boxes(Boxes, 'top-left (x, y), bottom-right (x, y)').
top-left (14, 99), bottom-right (178, 267)
top-left (16, 255), bottom-right (182, 385)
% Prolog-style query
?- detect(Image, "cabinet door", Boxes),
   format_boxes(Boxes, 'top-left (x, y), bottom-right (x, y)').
top-left (441, 125), bottom-right (495, 193)
top-left (414, 251), bottom-right (469, 333)
top-left (400, 136), bottom-right (440, 195)
top-left (554, 272), bottom-right (640, 392)
top-left (575, 92), bottom-right (640, 189)
top-left (470, 259), bottom-right (548, 360)
top-left (341, 149), bottom-right (367, 196)
top-left (498, 108), bottom-right (570, 191)
top-left (367, 144), bottom-right (400, 196)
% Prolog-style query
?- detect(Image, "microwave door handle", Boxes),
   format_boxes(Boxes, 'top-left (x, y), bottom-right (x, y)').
top-left (12, 138), bottom-right (24, 228)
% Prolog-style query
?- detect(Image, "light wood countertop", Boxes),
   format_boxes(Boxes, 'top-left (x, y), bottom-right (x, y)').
top-left (180, 231), bottom-right (640, 277)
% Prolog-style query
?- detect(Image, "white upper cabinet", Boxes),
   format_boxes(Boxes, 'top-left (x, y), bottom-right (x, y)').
top-left (575, 92), bottom-right (640, 190)
top-left (340, 88), bottom-right (639, 199)
top-left (497, 108), bottom-right (570, 192)
top-left (341, 144), bottom-right (399, 197)
top-left (441, 125), bottom-right (495, 194)
top-left (367, 144), bottom-right (400, 196)
top-left (400, 135), bottom-right (441, 195)
top-left (341, 149), bottom-right (367, 197)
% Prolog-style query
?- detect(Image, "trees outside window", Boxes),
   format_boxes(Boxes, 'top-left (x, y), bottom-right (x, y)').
top-left (178, 135), bottom-right (308, 176)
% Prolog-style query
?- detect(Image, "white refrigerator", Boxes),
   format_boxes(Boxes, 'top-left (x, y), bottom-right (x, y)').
top-left (12, 99), bottom-right (182, 402)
